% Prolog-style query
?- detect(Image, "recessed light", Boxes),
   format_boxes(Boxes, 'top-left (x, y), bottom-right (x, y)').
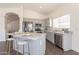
top-left (40, 6), bottom-right (42, 8)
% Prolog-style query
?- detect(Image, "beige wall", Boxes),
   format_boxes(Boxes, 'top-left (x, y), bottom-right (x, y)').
top-left (6, 13), bottom-right (19, 33)
top-left (49, 4), bottom-right (79, 52)
top-left (7, 20), bottom-right (19, 33)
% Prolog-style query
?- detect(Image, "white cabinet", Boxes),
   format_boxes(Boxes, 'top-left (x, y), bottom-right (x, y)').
top-left (63, 33), bottom-right (72, 51)
top-left (46, 32), bottom-right (54, 43)
top-left (53, 14), bottom-right (70, 29)
top-left (29, 36), bottom-right (46, 55)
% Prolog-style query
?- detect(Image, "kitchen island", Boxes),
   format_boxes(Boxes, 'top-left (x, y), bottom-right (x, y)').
top-left (13, 32), bottom-right (46, 55)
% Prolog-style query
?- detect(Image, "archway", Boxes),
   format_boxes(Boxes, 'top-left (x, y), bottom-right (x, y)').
top-left (5, 12), bottom-right (19, 38)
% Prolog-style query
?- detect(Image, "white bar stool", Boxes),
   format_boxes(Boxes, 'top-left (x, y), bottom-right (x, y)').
top-left (6, 38), bottom-right (13, 54)
top-left (17, 41), bottom-right (30, 55)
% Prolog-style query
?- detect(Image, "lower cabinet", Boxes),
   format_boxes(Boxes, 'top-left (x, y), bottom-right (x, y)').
top-left (46, 32), bottom-right (54, 43)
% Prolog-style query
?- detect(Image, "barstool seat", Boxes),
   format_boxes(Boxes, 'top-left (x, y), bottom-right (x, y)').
top-left (17, 41), bottom-right (28, 45)
top-left (7, 38), bottom-right (13, 41)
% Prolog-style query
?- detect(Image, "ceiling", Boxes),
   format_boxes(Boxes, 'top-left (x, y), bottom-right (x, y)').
top-left (23, 3), bottom-right (61, 15)
top-left (0, 3), bottom-right (62, 15)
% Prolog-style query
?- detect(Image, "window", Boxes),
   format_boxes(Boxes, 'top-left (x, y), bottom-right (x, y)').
top-left (53, 14), bottom-right (70, 29)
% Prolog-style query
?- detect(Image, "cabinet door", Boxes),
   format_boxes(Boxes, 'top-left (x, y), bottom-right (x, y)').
top-left (47, 32), bottom-right (54, 43)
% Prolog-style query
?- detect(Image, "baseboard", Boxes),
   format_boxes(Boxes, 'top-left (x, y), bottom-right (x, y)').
top-left (46, 39), bottom-right (54, 45)
top-left (72, 48), bottom-right (79, 53)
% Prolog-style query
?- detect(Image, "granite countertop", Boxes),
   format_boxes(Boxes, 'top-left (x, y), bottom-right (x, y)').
top-left (13, 32), bottom-right (46, 40)
top-left (54, 30), bottom-right (72, 35)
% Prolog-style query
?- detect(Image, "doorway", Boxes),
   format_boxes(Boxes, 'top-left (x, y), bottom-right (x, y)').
top-left (5, 12), bottom-right (19, 38)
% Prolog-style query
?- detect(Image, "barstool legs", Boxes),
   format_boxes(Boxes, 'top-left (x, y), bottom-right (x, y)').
top-left (28, 43), bottom-right (30, 55)
top-left (7, 41), bottom-right (11, 55)
top-left (23, 45), bottom-right (25, 55)
top-left (17, 45), bottom-right (19, 55)
top-left (17, 45), bottom-right (25, 55)
top-left (6, 41), bottom-right (8, 54)
top-left (8, 41), bottom-right (10, 54)
top-left (16, 41), bottom-right (30, 55)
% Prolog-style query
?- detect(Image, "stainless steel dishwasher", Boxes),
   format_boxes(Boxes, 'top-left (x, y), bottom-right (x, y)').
top-left (54, 33), bottom-right (63, 48)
